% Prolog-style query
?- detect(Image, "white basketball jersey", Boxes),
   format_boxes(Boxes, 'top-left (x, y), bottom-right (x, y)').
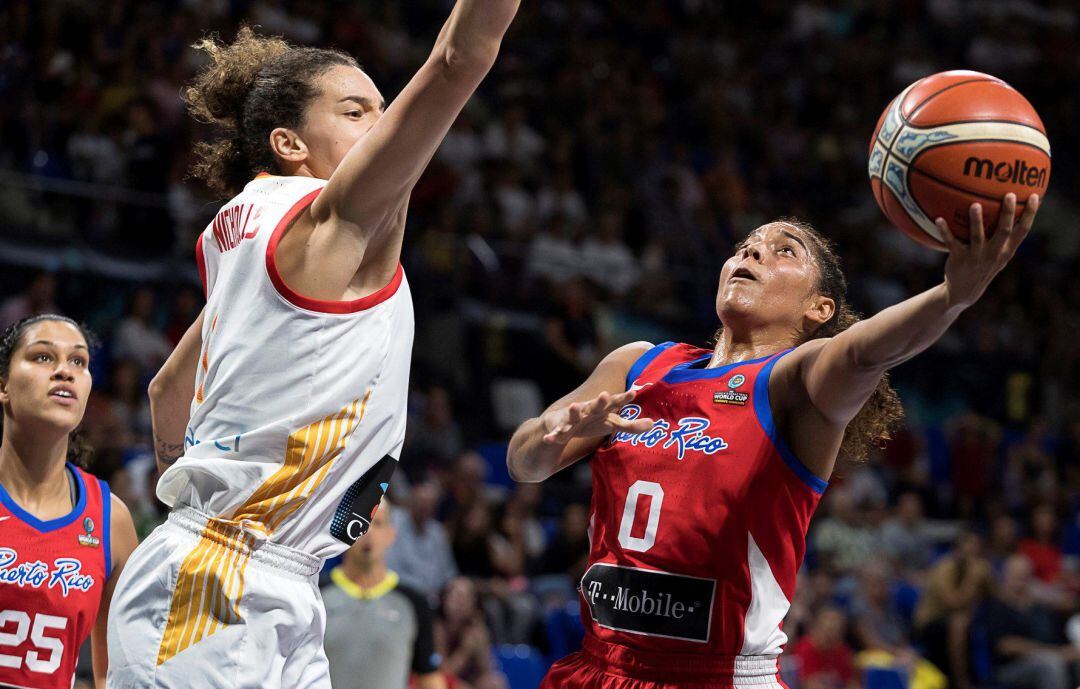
top-left (157, 174), bottom-right (414, 559)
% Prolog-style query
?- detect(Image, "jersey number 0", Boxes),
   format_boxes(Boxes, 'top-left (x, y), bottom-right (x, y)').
top-left (617, 480), bottom-right (664, 553)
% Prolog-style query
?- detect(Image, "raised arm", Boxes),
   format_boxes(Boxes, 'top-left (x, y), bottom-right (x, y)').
top-left (306, 0), bottom-right (520, 286)
top-left (148, 308), bottom-right (204, 476)
top-left (775, 193), bottom-right (1038, 475)
top-left (507, 342), bottom-right (655, 483)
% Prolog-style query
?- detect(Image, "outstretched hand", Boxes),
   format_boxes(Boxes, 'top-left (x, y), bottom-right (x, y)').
top-left (937, 192), bottom-right (1040, 309)
top-left (541, 390), bottom-right (654, 445)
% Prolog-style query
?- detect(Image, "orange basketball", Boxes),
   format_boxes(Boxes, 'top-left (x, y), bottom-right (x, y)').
top-left (868, 70), bottom-right (1050, 251)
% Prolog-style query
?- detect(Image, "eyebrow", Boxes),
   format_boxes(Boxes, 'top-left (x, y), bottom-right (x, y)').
top-left (780, 230), bottom-right (809, 252)
top-left (737, 229), bottom-right (810, 254)
top-left (339, 95), bottom-right (386, 111)
top-left (27, 339), bottom-right (89, 351)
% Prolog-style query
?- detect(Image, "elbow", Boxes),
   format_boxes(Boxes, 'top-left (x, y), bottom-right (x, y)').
top-left (506, 448), bottom-right (542, 484)
top-left (438, 42), bottom-right (499, 83)
top-left (147, 374), bottom-right (165, 403)
top-left (147, 371), bottom-right (174, 405)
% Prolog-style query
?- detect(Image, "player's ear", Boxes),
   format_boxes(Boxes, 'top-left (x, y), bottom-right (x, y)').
top-left (804, 294), bottom-right (835, 329)
top-left (269, 127), bottom-right (309, 165)
top-left (0, 376), bottom-right (8, 406)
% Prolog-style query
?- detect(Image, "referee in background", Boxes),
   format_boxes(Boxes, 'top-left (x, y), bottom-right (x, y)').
top-left (323, 499), bottom-right (446, 689)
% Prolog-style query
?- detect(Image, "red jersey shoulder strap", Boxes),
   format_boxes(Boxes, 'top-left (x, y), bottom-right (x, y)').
top-left (624, 341), bottom-right (709, 390)
top-left (73, 466), bottom-right (113, 578)
top-left (752, 350), bottom-right (829, 495)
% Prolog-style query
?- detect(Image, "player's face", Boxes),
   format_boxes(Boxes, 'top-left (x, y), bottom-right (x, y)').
top-left (299, 65), bottom-right (385, 179)
top-left (715, 223), bottom-right (824, 328)
top-left (0, 321), bottom-right (92, 436)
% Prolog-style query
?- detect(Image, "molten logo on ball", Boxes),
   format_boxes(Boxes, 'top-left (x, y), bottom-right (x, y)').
top-left (963, 157), bottom-right (1047, 188)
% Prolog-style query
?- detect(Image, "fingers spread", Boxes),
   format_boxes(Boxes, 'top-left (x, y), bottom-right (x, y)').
top-left (567, 403), bottom-right (583, 424)
top-left (996, 193), bottom-right (1017, 234)
top-left (1005, 193), bottom-right (1040, 257)
top-left (968, 203), bottom-right (986, 246)
top-left (937, 217), bottom-right (958, 253)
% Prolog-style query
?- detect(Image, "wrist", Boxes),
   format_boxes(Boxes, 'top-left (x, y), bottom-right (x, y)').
top-left (941, 280), bottom-right (976, 313)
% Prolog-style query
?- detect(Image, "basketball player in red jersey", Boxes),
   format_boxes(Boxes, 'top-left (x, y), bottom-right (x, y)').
top-left (508, 194), bottom-right (1039, 688)
top-left (0, 315), bottom-right (138, 688)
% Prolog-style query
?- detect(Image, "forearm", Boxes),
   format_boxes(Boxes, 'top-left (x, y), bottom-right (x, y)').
top-left (839, 282), bottom-right (965, 371)
top-left (437, 0), bottom-right (521, 68)
top-left (149, 376), bottom-right (193, 476)
top-left (150, 310), bottom-right (203, 476)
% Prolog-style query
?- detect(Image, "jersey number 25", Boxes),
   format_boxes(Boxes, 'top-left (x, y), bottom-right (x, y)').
top-left (0, 610), bottom-right (67, 674)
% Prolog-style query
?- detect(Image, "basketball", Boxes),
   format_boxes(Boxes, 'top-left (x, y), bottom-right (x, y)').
top-left (868, 70), bottom-right (1050, 250)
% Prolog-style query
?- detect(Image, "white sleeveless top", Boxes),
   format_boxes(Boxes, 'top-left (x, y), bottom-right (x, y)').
top-left (157, 174), bottom-right (414, 559)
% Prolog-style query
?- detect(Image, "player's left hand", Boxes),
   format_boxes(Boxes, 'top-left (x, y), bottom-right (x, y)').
top-left (937, 192), bottom-right (1039, 309)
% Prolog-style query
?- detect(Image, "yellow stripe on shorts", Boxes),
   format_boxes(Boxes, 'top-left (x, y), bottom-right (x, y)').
top-left (155, 394), bottom-right (369, 665)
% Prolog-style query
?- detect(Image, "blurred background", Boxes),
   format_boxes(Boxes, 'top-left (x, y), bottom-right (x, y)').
top-left (1, 1), bottom-right (1078, 688)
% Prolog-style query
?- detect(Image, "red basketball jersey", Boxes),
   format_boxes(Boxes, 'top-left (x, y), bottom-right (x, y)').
top-left (0, 465), bottom-right (111, 689)
top-left (581, 342), bottom-right (827, 662)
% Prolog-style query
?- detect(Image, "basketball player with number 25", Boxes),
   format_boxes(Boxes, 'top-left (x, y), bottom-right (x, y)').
top-left (508, 70), bottom-right (1047, 689)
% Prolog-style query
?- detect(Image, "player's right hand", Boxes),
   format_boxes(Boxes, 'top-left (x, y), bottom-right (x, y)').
top-left (541, 390), bottom-right (655, 445)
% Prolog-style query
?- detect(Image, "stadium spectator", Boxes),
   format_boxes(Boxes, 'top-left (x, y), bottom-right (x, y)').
top-left (436, 577), bottom-right (507, 689)
top-left (880, 491), bottom-right (933, 577)
top-left (386, 481), bottom-right (459, 600)
top-left (981, 554), bottom-right (1080, 689)
top-left (789, 606), bottom-right (860, 689)
top-left (112, 288), bottom-right (172, 372)
top-left (812, 488), bottom-right (882, 573)
top-left (0, 271), bottom-right (58, 328)
top-left (913, 531), bottom-right (994, 689)
top-left (1018, 504), bottom-right (1064, 584)
top-left (403, 385), bottom-right (465, 476)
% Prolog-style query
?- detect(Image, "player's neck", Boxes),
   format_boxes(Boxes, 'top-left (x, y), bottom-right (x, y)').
top-left (0, 429), bottom-right (70, 507)
top-left (708, 325), bottom-right (795, 368)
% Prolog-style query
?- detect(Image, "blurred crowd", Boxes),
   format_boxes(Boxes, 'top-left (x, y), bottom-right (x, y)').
top-left (2, 1), bottom-right (1079, 688)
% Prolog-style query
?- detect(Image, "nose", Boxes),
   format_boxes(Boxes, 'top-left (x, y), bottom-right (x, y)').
top-left (51, 363), bottom-right (75, 382)
top-left (741, 242), bottom-right (763, 262)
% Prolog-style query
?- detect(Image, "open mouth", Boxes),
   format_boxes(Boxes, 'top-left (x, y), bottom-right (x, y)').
top-left (730, 267), bottom-right (757, 282)
top-left (49, 386), bottom-right (77, 403)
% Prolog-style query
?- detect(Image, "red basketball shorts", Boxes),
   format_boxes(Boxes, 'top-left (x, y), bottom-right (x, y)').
top-left (541, 636), bottom-right (789, 689)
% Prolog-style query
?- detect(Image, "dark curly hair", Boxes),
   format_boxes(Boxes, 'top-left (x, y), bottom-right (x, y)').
top-left (184, 26), bottom-right (359, 198)
top-left (0, 314), bottom-right (99, 467)
top-left (718, 219), bottom-right (904, 462)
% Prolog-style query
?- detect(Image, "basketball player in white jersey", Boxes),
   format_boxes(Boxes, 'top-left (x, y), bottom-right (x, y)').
top-left (106, 4), bottom-right (521, 688)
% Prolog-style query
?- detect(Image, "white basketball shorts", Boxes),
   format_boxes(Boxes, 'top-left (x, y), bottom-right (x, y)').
top-left (106, 507), bottom-right (328, 689)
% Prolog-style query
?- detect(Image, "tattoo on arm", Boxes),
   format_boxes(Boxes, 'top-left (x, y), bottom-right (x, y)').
top-left (155, 438), bottom-right (185, 466)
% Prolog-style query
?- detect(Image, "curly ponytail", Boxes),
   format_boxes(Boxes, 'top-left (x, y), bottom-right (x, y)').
top-left (184, 26), bottom-right (359, 198)
top-left (0, 314), bottom-right (99, 467)
top-left (782, 219), bottom-right (905, 462)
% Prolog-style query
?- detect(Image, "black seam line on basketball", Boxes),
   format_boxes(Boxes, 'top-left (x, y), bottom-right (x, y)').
top-left (900, 118), bottom-right (1048, 137)
top-left (905, 78), bottom-right (1001, 123)
top-left (907, 166), bottom-right (1036, 204)
top-left (882, 78), bottom-right (998, 162)
top-left (907, 138), bottom-right (1051, 167)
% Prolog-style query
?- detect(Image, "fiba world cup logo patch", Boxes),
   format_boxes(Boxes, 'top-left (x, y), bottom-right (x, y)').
top-left (713, 373), bottom-right (749, 406)
top-left (78, 516), bottom-right (100, 548)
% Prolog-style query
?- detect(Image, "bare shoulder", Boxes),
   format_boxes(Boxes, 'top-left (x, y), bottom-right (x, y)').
top-left (108, 493), bottom-right (139, 562)
top-left (769, 338), bottom-right (831, 387)
top-left (606, 340), bottom-right (655, 366)
top-left (557, 341), bottom-right (655, 406)
top-left (109, 492), bottom-right (133, 522)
